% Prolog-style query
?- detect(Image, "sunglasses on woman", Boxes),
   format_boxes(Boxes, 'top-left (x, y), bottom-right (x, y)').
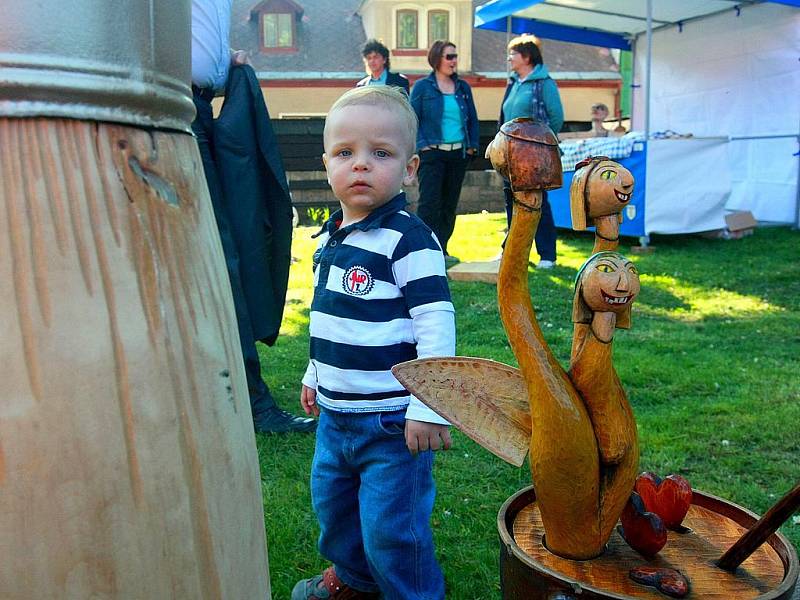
top-left (445, 53), bottom-right (458, 60)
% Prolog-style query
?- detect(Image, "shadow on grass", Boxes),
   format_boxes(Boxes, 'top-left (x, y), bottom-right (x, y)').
top-left (625, 228), bottom-right (800, 313)
top-left (257, 220), bottom-right (800, 596)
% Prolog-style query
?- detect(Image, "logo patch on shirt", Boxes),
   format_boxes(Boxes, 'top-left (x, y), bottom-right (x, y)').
top-left (342, 265), bottom-right (374, 296)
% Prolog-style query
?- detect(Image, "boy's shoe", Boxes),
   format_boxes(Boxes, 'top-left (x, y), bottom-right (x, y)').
top-left (253, 406), bottom-right (316, 434)
top-left (291, 567), bottom-right (380, 600)
top-left (536, 259), bottom-right (556, 269)
top-left (444, 254), bottom-right (460, 267)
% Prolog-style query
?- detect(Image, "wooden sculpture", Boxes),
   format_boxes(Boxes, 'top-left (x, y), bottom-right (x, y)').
top-left (393, 120), bottom-right (640, 560)
top-left (0, 3), bottom-right (270, 597)
top-left (570, 156), bottom-right (634, 254)
top-left (393, 124), bottom-right (800, 596)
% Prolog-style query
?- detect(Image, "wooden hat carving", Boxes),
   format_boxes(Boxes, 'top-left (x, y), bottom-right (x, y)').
top-left (486, 118), bottom-right (562, 192)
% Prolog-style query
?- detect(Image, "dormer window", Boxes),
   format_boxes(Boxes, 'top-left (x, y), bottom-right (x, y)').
top-left (251, 0), bottom-right (303, 53)
top-left (263, 13), bottom-right (293, 48)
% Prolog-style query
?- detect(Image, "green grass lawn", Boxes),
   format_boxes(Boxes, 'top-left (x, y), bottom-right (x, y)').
top-left (257, 214), bottom-right (800, 599)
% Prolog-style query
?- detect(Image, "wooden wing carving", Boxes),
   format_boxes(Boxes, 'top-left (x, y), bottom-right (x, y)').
top-left (392, 357), bottom-right (530, 466)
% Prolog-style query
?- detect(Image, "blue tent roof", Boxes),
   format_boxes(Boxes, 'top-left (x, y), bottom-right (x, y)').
top-left (475, 0), bottom-right (800, 50)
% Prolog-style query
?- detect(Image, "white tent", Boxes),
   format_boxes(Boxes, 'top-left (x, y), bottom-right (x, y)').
top-left (475, 0), bottom-right (800, 233)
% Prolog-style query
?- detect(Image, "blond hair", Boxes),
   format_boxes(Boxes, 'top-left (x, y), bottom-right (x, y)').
top-left (325, 86), bottom-right (418, 156)
top-left (508, 33), bottom-right (541, 50)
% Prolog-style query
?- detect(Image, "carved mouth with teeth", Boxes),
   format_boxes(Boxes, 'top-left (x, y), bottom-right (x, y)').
top-left (601, 290), bottom-right (634, 305)
top-left (615, 190), bottom-right (630, 202)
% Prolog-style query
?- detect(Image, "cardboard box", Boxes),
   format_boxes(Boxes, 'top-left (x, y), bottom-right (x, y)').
top-left (725, 211), bottom-right (757, 232)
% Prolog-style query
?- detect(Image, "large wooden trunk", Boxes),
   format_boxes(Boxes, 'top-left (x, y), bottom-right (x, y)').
top-left (0, 118), bottom-right (270, 599)
top-left (499, 486), bottom-right (798, 600)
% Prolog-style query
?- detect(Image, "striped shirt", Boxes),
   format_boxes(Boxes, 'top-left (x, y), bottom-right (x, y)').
top-left (302, 193), bottom-right (455, 424)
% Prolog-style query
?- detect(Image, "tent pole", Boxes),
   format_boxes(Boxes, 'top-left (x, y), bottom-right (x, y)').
top-left (630, 38), bottom-right (637, 128)
top-left (645, 0), bottom-right (653, 139)
top-left (506, 16), bottom-right (512, 78)
top-left (795, 131), bottom-right (800, 230)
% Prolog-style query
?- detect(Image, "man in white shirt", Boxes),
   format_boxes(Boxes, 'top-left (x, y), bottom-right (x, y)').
top-left (191, 0), bottom-right (315, 433)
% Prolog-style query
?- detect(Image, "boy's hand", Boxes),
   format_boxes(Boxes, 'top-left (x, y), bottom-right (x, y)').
top-left (300, 384), bottom-right (319, 417)
top-left (405, 419), bottom-right (452, 454)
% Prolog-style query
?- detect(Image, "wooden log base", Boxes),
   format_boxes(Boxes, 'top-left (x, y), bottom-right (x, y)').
top-left (512, 491), bottom-right (794, 599)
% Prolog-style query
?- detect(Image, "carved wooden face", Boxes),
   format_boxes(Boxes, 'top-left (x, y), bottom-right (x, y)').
top-left (578, 253), bottom-right (640, 316)
top-left (585, 161), bottom-right (634, 219)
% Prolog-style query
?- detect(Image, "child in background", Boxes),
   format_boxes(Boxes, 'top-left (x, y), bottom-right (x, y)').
top-left (292, 86), bottom-right (454, 600)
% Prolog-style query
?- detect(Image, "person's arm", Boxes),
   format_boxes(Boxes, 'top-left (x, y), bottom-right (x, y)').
top-left (463, 82), bottom-right (480, 153)
top-left (398, 73), bottom-right (410, 94)
top-left (543, 78), bottom-right (565, 134)
top-left (300, 361), bottom-right (319, 416)
top-left (391, 225), bottom-right (456, 452)
top-left (409, 80), bottom-right (423, 120)
top-left (409, 81), bottom-right (426, 150)
top-left (405, 309), bottom-right (455, 453)
top-left (498, 81), bottom-right (512, 129)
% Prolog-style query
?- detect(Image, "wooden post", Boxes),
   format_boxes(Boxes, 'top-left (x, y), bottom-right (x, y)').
top-left (718, 482), bottom-right (800, 572)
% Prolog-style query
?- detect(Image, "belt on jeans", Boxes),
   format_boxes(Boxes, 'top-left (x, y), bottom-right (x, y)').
top-left (191, 84), bottom-right (216, 103)
top-left (428, 142), bottom-right (463, 151)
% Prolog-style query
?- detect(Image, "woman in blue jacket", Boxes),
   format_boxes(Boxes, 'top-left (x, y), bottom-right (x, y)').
top-left (499, 34), bottom-right (564, 268)
top-left (410, 40), bottom-right (479, 260)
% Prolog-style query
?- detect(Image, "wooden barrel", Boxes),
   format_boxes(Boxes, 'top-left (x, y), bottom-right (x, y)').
top-left (499, 486), bottom-right (799, 600)
top-left (0, 119), bottom-right (270, 598)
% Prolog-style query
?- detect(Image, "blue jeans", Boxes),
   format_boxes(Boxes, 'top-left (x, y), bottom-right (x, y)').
top-left (311, 409), bottom-right (444, 600)
top-left (503, 185), bottom-right (557, 262)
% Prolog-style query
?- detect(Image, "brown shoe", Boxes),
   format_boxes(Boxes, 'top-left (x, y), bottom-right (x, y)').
top-left (291, 566), bottom-right (380, 600)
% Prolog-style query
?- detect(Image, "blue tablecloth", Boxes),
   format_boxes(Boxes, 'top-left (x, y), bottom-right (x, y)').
top-left (551, 137), bottom-right (648, 238)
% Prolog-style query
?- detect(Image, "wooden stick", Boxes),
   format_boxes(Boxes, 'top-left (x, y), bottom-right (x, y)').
top-left (718, 481), bottom-right (800, 571)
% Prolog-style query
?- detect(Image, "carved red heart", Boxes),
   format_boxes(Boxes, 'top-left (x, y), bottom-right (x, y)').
top-left (619, 492), bottom-right (667, 557)
top-left (634, 472), bottom-right (693, 530)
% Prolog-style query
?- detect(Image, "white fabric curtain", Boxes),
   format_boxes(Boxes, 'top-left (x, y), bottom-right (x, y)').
top-left (632, 3), bottom-right (800, 224)
top-left (645, 138), bottom-right (731, 234)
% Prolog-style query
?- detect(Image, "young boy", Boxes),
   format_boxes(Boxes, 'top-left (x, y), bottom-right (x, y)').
top-left (293, 86), bottom-right (455, 600)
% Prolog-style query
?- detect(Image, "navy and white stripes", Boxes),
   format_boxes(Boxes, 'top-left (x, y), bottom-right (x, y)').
top-left (302, 194), bottom-right (455, 423)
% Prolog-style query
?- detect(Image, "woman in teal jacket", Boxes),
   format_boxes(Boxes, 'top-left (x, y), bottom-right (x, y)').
top-left (499, 34), bottom-right (564, 269)
top-left (410, 40), bottom-right (479, 260)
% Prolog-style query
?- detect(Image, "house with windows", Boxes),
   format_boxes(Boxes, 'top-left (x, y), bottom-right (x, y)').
top-left (231, 0), bottom-right (623, 123)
